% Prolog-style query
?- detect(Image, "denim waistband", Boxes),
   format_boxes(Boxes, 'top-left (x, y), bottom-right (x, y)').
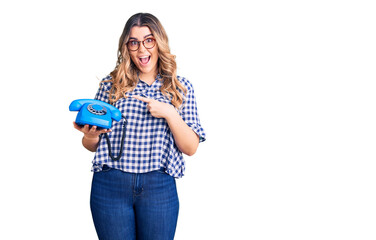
top-left (102, 164), bottom-right (165, 174)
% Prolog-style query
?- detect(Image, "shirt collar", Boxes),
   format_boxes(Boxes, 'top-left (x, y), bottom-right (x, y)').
top-left (136, 74), bottom-right (163, 90)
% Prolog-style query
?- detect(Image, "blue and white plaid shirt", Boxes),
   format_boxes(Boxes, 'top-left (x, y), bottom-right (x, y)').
top-left (92, 75), bottom-right (206, 178)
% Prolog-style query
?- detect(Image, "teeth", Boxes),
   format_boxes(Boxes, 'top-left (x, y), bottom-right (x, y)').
top-left (139, 56), bottom-right (150, 64)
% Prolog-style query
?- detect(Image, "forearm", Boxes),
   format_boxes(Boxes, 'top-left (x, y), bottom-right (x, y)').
top-left (74, 123), bottom-right (110, 152)
top-left (166, 111), bottom-right (199, 156)
top-left (131, 95), bottom-right (200, 155)
top-left (82, 136), bottom-right (100, 152)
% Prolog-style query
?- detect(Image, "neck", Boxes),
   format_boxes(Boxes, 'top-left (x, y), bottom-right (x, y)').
top-left (139, 72), bottom-right (157, 85)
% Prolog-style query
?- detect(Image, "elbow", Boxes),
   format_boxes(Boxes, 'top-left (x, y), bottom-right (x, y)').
top-left (179, 133), bottom-right (200, 156)
top-left (182, 143), bottom-right (199, 156)
top-left (184, 149), bottom-right (197, 156)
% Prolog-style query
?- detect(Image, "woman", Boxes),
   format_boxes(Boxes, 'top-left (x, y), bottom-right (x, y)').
top-left (73, 13), bottom-right (206, 240)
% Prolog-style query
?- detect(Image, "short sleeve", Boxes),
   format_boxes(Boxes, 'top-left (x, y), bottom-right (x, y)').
top-left (94, 76), bottom-right (112, 103)
top-left (181, 80), bottom-right (206, 143)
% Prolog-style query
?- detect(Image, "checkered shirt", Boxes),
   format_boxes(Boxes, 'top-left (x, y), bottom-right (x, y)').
top-left (92, 75), bottom-right (206, 178)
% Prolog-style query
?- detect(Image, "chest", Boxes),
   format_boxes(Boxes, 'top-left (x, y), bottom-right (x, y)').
top-left (113, 88), bottom-right (172, 129)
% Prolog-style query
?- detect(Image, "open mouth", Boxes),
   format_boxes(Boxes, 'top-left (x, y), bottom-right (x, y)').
top-left (139, 56), bottom-right (151, 65)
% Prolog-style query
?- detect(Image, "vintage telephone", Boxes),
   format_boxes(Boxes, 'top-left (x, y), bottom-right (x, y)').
top-left (69, 99), bottom-right (122, 129)
top-left (69, 99), bottom-right (126, 161)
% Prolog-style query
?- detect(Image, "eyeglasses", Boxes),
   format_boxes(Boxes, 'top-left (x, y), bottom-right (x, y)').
top-left (127, 38), bottom-right (156, 51)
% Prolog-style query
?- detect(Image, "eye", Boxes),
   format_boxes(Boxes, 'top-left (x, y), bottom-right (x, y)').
top-left (129, 41), bottom-right (138, 46)
top-left (145, 38), bottom-right (155, 43)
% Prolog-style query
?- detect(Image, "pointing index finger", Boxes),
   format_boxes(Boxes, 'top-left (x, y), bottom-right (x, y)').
top-left (132, 95), bottom-right (152, 103)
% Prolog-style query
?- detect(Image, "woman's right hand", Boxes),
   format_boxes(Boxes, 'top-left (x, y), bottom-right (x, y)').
top-left (73, 122), bottom-right (111, 139)
top-left (73, 122), bottom-right (111, 152)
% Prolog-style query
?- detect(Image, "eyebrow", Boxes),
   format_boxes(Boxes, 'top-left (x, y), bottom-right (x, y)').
top-left (129, 34), bottom-right (154, 40)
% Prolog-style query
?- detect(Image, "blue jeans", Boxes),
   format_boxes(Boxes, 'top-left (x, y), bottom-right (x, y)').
top-left (90, 166), bottom-right (179, 240)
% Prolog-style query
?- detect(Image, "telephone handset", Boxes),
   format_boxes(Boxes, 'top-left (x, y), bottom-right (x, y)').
top-left (69, 99), bottom-right (122, 129)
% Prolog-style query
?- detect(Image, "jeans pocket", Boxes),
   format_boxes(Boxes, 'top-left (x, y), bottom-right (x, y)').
top-left (156, 168), bottom-right (168, 175)
top-left (100, 164), bottom-right (112, 172)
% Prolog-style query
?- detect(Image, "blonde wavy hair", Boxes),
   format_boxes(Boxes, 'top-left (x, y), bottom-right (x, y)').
top-left (106, 13), bottom-right (186, 108)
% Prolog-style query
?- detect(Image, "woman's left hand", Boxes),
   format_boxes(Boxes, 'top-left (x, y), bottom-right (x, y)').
top-left (133, 95), bottom-right (199, 156)
top-left (133, 95), bottom-right (176, 119)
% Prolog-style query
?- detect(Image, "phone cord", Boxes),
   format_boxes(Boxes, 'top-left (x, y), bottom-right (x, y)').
top-left (104, 118), bottom-right (127, 161)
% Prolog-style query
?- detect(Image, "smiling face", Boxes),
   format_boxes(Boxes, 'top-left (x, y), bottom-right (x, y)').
top-left (128, 26), bottom-right (159, 82)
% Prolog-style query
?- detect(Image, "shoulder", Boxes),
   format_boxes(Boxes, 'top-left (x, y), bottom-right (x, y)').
top-left (177, 75), bottom-right (194, 92)
top-left (98, 75), bottom-right (113, 91)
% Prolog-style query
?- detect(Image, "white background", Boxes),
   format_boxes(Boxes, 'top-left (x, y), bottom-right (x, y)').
top-left (1, 0), bottom-right (375, 239)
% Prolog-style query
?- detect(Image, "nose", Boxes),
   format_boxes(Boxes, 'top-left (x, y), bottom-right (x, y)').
top-left (138, 42), bottom-right (147, 52)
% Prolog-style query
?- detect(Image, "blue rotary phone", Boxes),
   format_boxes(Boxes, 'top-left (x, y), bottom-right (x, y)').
top-left (69, 99), bottom-right (126, 161)
top-left (69, 99), bottom-right (122, 129)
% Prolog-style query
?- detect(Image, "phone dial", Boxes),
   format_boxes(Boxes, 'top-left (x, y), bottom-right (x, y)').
top-left (69, 99), bottom-right (122, 129)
